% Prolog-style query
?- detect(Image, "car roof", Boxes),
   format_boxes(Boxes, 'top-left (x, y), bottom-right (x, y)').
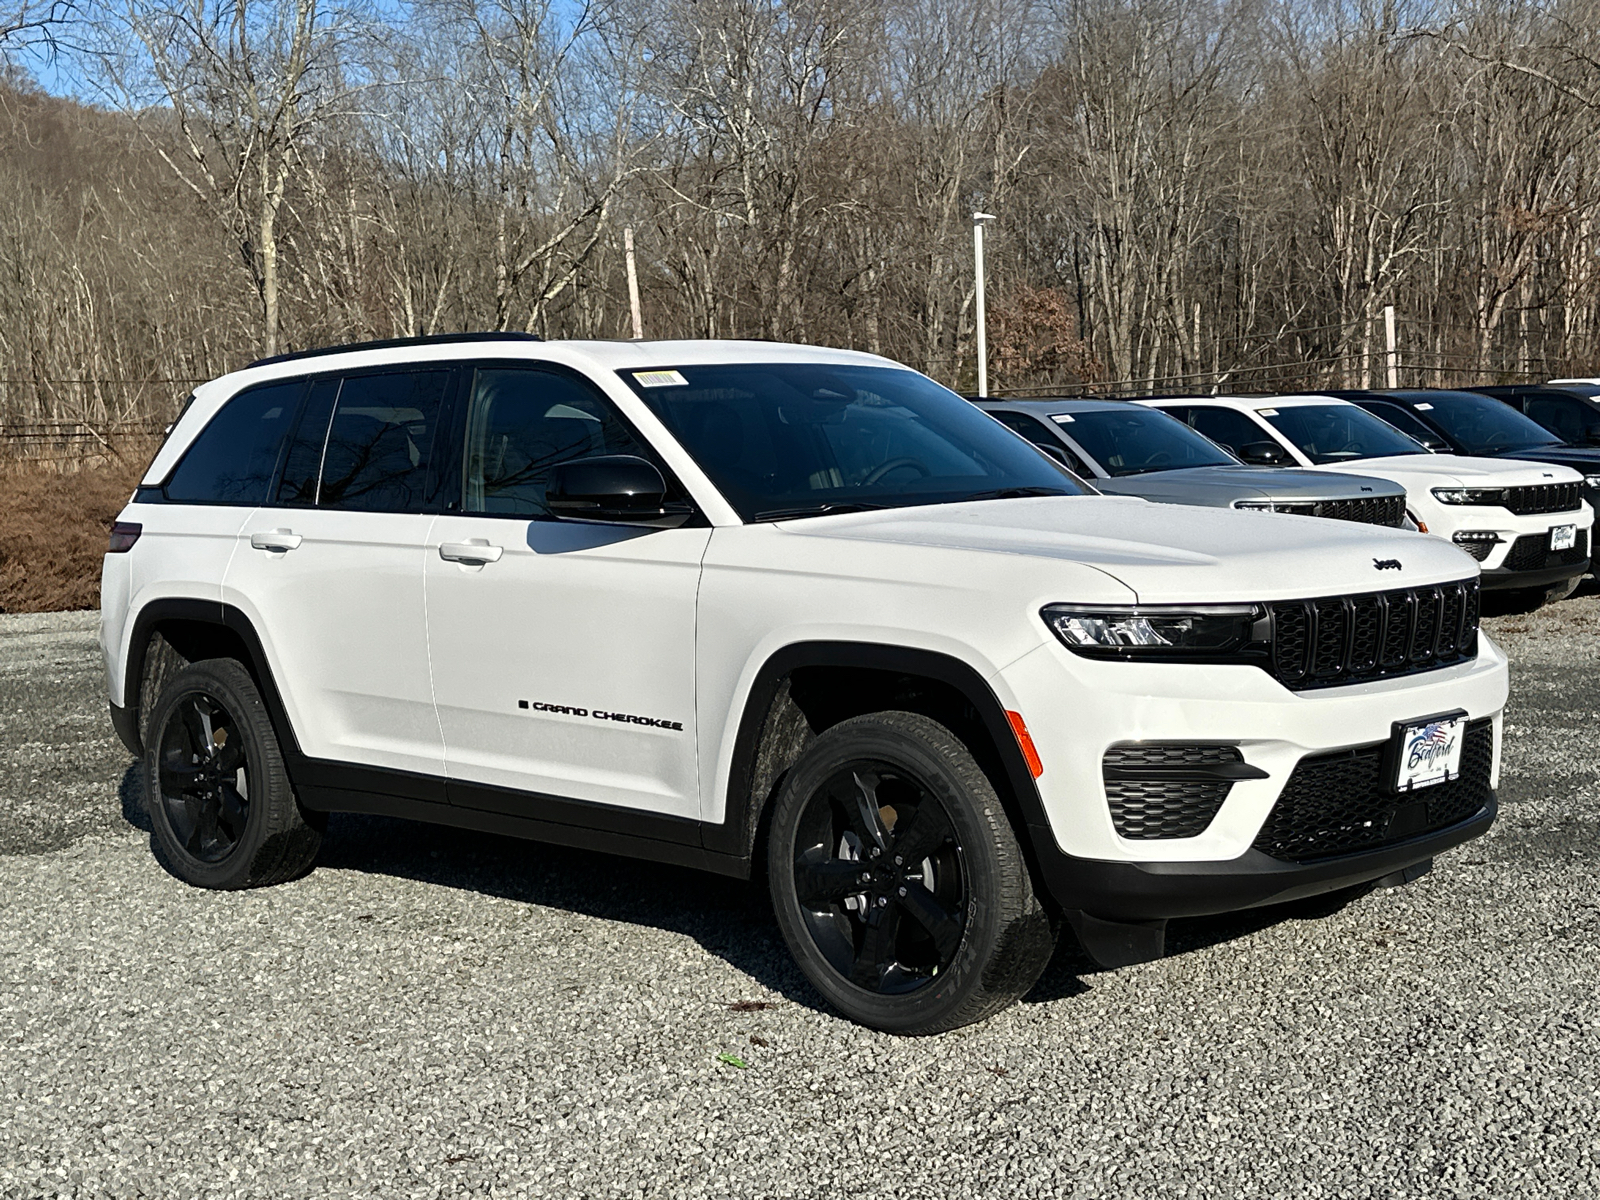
top-left (974, 397), bottom-right (1142, 416)
top-left (1141, 393), bottom-right (1358, 411)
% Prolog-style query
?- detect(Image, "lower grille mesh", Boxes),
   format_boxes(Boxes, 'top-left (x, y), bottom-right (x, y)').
top-left (1503, 529), bottom-right (1589, 572)
top-left (1252, 719), bottom-right (1494, 861)
top-left (1103, 744), bottom-right (1244, 840)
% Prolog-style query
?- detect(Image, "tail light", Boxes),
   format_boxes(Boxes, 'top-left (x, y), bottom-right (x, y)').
top-left (107, 521), bottom-right (143, 553)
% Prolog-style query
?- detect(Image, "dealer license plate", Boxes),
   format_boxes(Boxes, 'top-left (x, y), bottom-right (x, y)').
top-left (1394, 716), bottom-right (1465, 792)
top-left (1551, 524), bottom-right (1577, 551)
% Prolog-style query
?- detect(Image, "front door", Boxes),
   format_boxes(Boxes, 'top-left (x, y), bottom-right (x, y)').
top-left (424, 364), bottom-right (709, 823)
top-left (222, 367), bottom-right (453, 779)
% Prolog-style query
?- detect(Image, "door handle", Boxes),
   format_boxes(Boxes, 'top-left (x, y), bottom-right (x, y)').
top-left (439, 540), bottom-right (503, 565)
top-left (249, 529), bottom-right (303, 552)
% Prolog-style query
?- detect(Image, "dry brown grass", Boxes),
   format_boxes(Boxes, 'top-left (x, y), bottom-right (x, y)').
top-left (0, 450), bottom-right (153, 613)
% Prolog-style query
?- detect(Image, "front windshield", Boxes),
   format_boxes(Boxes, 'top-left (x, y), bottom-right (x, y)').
top-left (623, 364), bottom-right (1087, 520)
top-left (1062, 407), bottom-right (1236, 476)
top-left (1260, 404), bottom-right (1429, 464)
top-left (1397, 391), bottom-right (1562, 453)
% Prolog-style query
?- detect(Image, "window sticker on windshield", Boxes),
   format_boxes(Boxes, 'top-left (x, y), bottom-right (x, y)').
top-left (1257, 408), bottom-right (1279, 416)
top-left (1414, 402), bottom-right (1433, 410)
top-left (632, 370), bottom-right (688, 388)
top-left (1050, 414), bottom-right (1075, 424)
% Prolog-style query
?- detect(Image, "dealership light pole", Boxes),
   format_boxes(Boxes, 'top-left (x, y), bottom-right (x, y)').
top-left (973, 211), bottom-right (996, 396)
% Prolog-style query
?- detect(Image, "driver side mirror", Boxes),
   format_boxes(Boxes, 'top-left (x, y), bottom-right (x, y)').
top-left (1237, 441), bottom-right (1288, 465)
top-left (547, 456), bottom-right (693, 525)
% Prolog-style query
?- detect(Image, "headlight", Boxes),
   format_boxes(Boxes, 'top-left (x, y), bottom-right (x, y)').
top-left (1042, 603), bottom-right (1268, 659)
top-left (1233, 500), bottom-right (1275, 512)
top-left (1584, 474), bottom-right (1600, 489)
top-left (1431, 487), bottom-right (1507, 506)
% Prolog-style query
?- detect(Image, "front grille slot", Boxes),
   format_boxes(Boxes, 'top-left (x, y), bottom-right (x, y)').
top-left (1103, 743), bottom-right (1250, 840)
top-left (1313, 495), bottom-right (1407, 527)
top-left (1268, 579), bottom-right (1478, 691)
top-left (1252, 720), bottom-right (1494, 861)
top-left (1503, 528), bottom-right (1589, 572)
top-left (1504, 482), bottom-right (1581, 515)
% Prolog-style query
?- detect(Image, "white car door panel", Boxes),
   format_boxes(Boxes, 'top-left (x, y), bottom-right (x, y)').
top-left (424, 364), bottom-right (707, 821)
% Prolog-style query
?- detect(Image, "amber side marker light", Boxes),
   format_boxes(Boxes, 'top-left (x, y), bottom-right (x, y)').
top-left (1006, 710), bottom-right (1044, 778)
top-left (107, 522), bottom-right (143, 553)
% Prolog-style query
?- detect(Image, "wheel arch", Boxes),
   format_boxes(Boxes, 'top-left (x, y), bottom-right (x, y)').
top-left (708, 642), bottom-right (1051, 875)
top-left (115, 598), bottom-right (303, 765)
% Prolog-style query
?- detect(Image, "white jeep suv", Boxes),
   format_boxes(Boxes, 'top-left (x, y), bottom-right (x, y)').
top-left (1142, 394), bottom-right (1593, 605)
top-left (102, 336), bottom-right (1509, 1033)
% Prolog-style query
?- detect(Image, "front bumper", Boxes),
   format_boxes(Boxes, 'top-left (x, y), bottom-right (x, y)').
top-left (1480, 558), bottom-right (1590, 590)
top-left (1027, 797), bottom-right (1493, 923)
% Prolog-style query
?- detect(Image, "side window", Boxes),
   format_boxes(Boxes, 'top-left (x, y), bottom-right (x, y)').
top-left (462, 368), bottom-right (655, 516)
top-left (1526, 396), bottom-right (1594, 444)
top-left (1364, 401), bottom-right (1439, 445)
top-left (1185, 406), bottom-right (1266, 454)
top-left (276, 378), bottom-right (339, 506)
top-left (990, 411), bottom-right (1089, 473)
top-left (318, 371), bottom-right (450, 511)
top-left (163, 381), bottom-right (302, 505)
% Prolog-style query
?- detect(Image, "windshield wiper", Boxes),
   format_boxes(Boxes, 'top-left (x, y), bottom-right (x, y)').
top-left (959, 486), bottom-right (1076, 501)
top-left (750, 501), bottom-right (891, 522)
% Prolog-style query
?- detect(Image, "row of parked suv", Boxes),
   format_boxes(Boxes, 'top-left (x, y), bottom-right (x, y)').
top-left (104, 335), bottom-right (1562, 1032)
top-left (978, 383), bottom-right (1600, 608)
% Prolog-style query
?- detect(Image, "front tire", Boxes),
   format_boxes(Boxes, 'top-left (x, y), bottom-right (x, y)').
top-left (767, 711), bottom-right (1056, 1034)
top-left (144, 659), bottom-right (323, 890)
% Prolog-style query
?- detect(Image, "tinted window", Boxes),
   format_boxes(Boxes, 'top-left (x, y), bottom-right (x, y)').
top-left (276, 378), bottom-right (338, 506)
top-left (623, 364), bottom-right (1085, 520)
top-left (1179, 406), bottom-right (1273, 455)
top-left (1064, 407), bottom-right (1236, 475)
top-left (989, 411), bottom-right (1089, 473)
top-left (318, 371), bottom-right (449, 511)
top-left (1392, 390), bottom-right (1559, 453)
top-left (1525, 395), bottom-right (1600, 445)
top-left (463, 368), bottom-right (656, 516)
top-left (1259, 404), bottom-right (1428, 463)
top-left (164, 381), bottom-right (301, 504)
top-left (1359, 401), bottom-right (1446, 448)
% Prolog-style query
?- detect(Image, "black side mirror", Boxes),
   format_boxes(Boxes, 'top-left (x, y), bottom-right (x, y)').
top-left (1237, 441), bottom-right (1288, 465)
top-left (546, 456), bottom-right (691, 524)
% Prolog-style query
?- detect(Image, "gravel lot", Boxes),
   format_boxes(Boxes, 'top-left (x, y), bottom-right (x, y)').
top-left (3, 602), bottom-right (1598, 1198)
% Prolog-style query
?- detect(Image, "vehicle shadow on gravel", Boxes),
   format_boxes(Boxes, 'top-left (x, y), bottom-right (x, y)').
top-left (120, 764), bottom-right (1369, 1019)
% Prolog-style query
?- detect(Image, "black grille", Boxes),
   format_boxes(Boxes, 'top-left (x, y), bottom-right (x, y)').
top-left (1252, 720), bottom-right (1494, 861)
top-left (1268, 579), bottom-right (1479, 690)
top-left (1503, 528), bottom-right (1589, 572)
top-left (1103, 744), bottom-right (1243, 839)
top-left (1273, 495), bottom-right (1406, 527)
top-left (1503, 483), bottom-right (1581, 515)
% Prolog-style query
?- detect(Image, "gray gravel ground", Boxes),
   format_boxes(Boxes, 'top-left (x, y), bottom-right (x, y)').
top-left (2, 602), bottom-right (1598, 1198)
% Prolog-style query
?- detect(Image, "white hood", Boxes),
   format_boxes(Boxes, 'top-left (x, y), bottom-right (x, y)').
top-left (1312, 454), bottom-right (1584, 487)
top-left (780, 495), bottom-right (1479, 604)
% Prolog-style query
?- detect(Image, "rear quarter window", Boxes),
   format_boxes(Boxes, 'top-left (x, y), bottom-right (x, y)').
top-left (162, 381), bottom-right (303, 505)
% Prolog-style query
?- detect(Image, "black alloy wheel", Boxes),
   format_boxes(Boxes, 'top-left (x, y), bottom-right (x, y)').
top-left (791, 763), bottom-right (969, 994)
top-left (144, 658), bottom-right (324, 890)
top-left (156, 690), bottom-right (251, 863)
top-left (769, 710), bottom-right (1056, 1034)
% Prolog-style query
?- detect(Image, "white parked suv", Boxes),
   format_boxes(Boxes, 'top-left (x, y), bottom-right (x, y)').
top-left (103, 336), bottom-right (1509, 1033)
top-left (1142, 394), bottom-right (1594, 606)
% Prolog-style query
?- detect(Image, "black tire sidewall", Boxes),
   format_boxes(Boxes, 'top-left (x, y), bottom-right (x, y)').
top-left (768, 712), bottom-right (1026, 1034)
top-left (144, 659), bottom-right (289, 890)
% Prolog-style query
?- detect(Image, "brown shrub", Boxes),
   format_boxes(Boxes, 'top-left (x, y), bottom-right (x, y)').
top-left (0, 453), bottom-right (151, 613)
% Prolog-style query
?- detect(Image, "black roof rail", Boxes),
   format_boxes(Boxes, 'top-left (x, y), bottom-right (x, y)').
top-left (247, 331), bottom-right (542, 370)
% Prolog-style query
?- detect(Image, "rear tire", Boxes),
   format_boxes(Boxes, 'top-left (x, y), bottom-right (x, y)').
top-left (767, 710), bottom-right (1056, 1034)
top-left (144, 659), bottom-right (323, 890)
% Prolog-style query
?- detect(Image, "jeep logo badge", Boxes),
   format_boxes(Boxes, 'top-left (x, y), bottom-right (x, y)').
top-left (1373, 558), bottom-right (1402, 571)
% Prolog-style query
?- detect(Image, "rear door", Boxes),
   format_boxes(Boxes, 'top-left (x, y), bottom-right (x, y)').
top-left (424, 363), bottom-right (709, 825)
top-left (222, 366), bottom-right (452, 780)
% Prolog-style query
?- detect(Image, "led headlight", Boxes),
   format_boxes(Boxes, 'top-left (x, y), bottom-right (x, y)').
top-left (1042, 603), bottom-right (1268, 659)
top-left (1233, 500), bottom-right (1276, 512)
top-left (1431, 487), bottom-right (1507, 506)
top-left (1584, 474), bottom-right (1600, 489)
